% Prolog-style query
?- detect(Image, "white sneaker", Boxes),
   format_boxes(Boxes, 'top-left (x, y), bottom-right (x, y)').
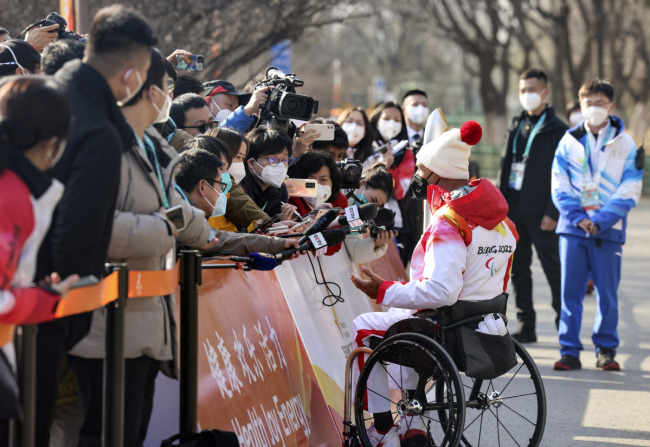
top-left (398, 413), bottom-right (431, 441)
top-left (366, 423), bottom-right (400, 447)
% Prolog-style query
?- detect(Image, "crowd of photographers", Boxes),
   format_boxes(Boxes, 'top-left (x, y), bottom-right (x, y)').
top-left (0, 5), bottom-right (428, 446)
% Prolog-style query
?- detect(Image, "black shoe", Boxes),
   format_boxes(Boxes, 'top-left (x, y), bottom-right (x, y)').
top-left (554, 354), bottom-right (581, 370)
top-left (512, 331), bottom-right (537, 343)
top-left (596, 348), bottom-right (621, 370)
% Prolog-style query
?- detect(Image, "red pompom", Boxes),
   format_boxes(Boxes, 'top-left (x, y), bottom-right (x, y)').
top-left (460, 121), bottom-right (482, 146)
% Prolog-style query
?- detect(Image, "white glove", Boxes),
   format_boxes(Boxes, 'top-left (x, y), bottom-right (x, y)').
top-left (476, 313), bottom-right (508, 336)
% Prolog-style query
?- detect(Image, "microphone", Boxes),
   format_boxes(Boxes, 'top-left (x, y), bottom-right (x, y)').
top-left (330, 203), bottom-right (378, 230)
top-left (298, 209), bottom-right (338, 244)
top-left (276, 228), bottom-right (346, 262)
top-left (230, 253), bottom-right (278, 271)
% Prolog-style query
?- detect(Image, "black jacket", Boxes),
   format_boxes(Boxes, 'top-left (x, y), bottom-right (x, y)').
top-left (37, 60), bottom-right (134, 280)
top-left (239, 171), bottom-right (288, 218)
top-left (498, 105), bottom-right (568, 219)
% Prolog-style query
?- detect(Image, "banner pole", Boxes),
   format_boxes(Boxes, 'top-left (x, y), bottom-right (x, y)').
top-left (103, 263), bottom-right (127, 447)
top-left (179, 250), bottom-right (201, 433)
top-left (20, 325), bottom-right (37, 447)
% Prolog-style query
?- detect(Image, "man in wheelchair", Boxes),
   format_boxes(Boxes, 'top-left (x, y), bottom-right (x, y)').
top-left (350, 120), bottom-right (519, 446)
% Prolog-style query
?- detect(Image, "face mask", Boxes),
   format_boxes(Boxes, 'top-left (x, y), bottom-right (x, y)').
top-left (118, 68), bottom-right (144, 106)
top-left (0, 45), bottom-right (30, 75)
top-left (228, 162), bottom-right (246, 184)
top-left (409, 173), bottom-right (431, 200)
top-left (221, 171), bottom-right (232, 194)
top-left (582, 106), bottom-right (609, 127)
top-left (569, 111), bottom-right (583, 127)
top-left (407, 104), bottom-right (429, 125)
top-left (203, 183), bottom-right (228, 217)
top-left (342, 122), bottom-right (364, 146)
top-left (354, 186), bottom-right (368, 205)
top-left (152, 85), bottom-right (172, 124)
top-left (305, 183), bottom-right (332, 209)
top-left (377, 119), bottom-right (402, 141)
top-left (254, 160), bottom-right (287, 188)
top-left (211, 97), bottom-right (233, 123)
top-left (519, 92), bottom-right (542, 112)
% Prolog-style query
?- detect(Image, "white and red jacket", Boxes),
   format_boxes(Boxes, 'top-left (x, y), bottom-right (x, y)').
top-left (0, 149), bottom-right (64, 338)
top-left (377, 179), bottom-right (518, 309)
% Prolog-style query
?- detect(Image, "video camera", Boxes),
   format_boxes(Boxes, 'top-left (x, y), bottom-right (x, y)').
top-left (363, 208), bottom-right (395, 238)
top-left (255, 67), bottom-right (318, 133)
top-left (337, 158), bottom-right (363, 190)
top-left (18, 12), bottom-right (87, 43)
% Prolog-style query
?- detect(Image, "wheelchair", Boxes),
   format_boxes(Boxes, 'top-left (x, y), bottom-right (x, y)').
top-left (342, 294), bottom-right (546, 447)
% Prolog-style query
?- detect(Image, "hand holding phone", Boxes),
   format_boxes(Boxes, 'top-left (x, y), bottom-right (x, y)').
top-left (302, 123), bottom-right (335, 141)
top-left (165, 205), bottom-right (187, 232)
top-left (175, 54), bottom-right (204, 72)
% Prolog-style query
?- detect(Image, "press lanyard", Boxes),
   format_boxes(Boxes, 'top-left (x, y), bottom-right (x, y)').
top-left (133, 129), bottom-right (170, 209)
top-left (583, 126), bottom-right (614, 178)
top-left (511, 111), bottom-right (547, 162)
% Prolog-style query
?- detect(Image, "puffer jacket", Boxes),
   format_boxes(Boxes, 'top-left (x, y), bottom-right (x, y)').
top-left (69, 127), bottom-right (210, 367)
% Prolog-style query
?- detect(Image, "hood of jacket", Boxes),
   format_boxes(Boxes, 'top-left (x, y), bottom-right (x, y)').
top-left (427, 178), bottom-right (509, 230)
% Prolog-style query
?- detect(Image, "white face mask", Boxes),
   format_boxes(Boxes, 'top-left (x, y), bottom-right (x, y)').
top-left (377, 119), bottom-right (402, 141)
top-left (305, 183), bottom-right (332, 209)
top-left (569, 111), bottom-right (583, 127)
top-left (407, 104), bottom-right (429, 125)
top-left (203, 182), bottom-right (228, 217)
top-left (254, 160), bottom-right (287, 188)
top-left (520, 92), bottom-right (542, 112)
top-left (118, 68), bottom-right (144, 106)
top-left (582, 106), bottom-right (609, 127)
top-left (228, 162), bottom-right (246, 184)
top-left (152, 85), bottom-right (172, 124)
top-left (342, 122), bottom-right (364, 147)
top-left (211, 97), bottom-right (233, 123)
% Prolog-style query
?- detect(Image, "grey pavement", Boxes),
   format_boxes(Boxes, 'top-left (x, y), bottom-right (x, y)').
top-left (510, 196), bottom-right (650, 446)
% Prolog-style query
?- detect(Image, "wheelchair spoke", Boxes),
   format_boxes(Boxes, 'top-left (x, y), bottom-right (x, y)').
top-left (501, 391), bottom-right (538, 401)
top-left (501, 402), bottom-right (537, 426)
top-left (487, 407), bottom-right (522, 447)
top-left (365, 386), bottom-right (399, 406)
top-left (493, 362), bottom-right (527, 395)
top-left (382, 362), bottom-right (405, 394)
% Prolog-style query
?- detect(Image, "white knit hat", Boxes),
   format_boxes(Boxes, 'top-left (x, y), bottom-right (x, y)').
top-left (416, 120), bottom-right (482, 180)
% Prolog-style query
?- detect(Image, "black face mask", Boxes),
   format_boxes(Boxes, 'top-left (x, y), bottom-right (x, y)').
top-left (410, 172), bottom-right (432, 200)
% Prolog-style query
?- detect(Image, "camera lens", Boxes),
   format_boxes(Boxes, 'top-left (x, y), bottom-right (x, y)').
top-left (342, 163), bottom-right (361, 183)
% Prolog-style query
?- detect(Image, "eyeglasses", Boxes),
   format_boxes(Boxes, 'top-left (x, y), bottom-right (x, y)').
top-left (183, 120), bottom-right (218, 133)
top-left (262, 156), bottom-right (290, 167)
top-left (204, 178), bottom-right (228, 193)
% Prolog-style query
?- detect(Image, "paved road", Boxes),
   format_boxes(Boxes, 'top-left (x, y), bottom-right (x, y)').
top-left (510, 196), bottom-right (650, 446)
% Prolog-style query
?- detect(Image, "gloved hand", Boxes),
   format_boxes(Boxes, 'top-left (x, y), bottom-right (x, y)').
top-left (476, 313), bottom-right (508, 336)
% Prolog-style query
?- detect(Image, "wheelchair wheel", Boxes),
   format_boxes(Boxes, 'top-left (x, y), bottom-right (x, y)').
top-left (435, 339), bottom-right (546, 446)
top-left (354, 333), bottom-right (465, 447)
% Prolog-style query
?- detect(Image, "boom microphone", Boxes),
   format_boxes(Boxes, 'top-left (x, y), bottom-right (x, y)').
top-left (330, 203), bottom-right (378, 230)
top-left (230, 253), bottom-right (278, 271)
top-left (298, 209), bottom-right (338, 244)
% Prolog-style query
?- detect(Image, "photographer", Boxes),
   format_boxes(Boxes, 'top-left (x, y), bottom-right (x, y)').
top-left (205, 80), bottom-right (270, 133)
top-left (241, 126), bottom-right (298, 221)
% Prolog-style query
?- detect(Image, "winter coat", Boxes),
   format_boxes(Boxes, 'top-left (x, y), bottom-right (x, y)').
top-left (498, 105), bottom-right (567, 219)
top-left (551, 116), bottom-right (642, 243)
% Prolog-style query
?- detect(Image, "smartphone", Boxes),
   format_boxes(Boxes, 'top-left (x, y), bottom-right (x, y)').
top-left (284, 178), bottom-right (318, 198)
top-left (175, 54), bottom-right (204, 72)
top-left (69, 275), bottom-right (100, 290)
top-left (267, 225), bottom-right (289, 235)
top-left (303, 123), bottom-right (335, 141)
top-left (165, 205), bottom-right (186, 231)
top-left (255, 214), bottom-right (281, 233)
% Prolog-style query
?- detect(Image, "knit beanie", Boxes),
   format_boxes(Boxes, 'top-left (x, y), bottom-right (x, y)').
top-left (416, 120), bottom-right (482, 180)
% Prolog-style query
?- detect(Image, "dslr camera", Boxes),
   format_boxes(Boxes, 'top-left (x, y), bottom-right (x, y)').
top-left (337, 158), bottom-right (363, 190)
top-left (19, 12), bottom-right (87, 43)
top-left (366, 208), bottom-right (396, 238)
top-left (256, 67), bottom-right (318, 132)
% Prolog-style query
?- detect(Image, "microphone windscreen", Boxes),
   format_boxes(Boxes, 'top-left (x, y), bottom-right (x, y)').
top-left (357, 203), bottom-right (378, 221)
top-left (322, 228), bottom-right (347, 247)
top-left (300, 209), bottom-right (339, 244)
top-left (248, 252), bottom-right (278, 271)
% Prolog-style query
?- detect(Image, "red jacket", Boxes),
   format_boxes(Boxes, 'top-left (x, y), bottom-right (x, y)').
top-left (0, 150), bottom-right (63, 328)
top-left (389, 149), bottom-right (415, 200)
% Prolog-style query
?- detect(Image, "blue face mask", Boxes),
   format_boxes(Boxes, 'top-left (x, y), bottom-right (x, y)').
top-left (221, 172), bottom-right (232, 194)
top-left (354, 186), bottom-right (368, 205)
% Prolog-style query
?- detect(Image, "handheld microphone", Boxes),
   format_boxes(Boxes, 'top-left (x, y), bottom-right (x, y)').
top-left (298, 209), bottom-right (338, 244)
top-left (276, 228), bottom-right (346, 262)
top-left (230, 253), bottom-right (278, 271)
top-left (330, 203), bottom-right (378, 230)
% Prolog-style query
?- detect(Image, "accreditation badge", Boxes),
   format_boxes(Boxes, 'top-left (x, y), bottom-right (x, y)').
top-left (580, 182), bottom-right (600, 211)
top-left (508, 162), bottom-right (525, 191)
